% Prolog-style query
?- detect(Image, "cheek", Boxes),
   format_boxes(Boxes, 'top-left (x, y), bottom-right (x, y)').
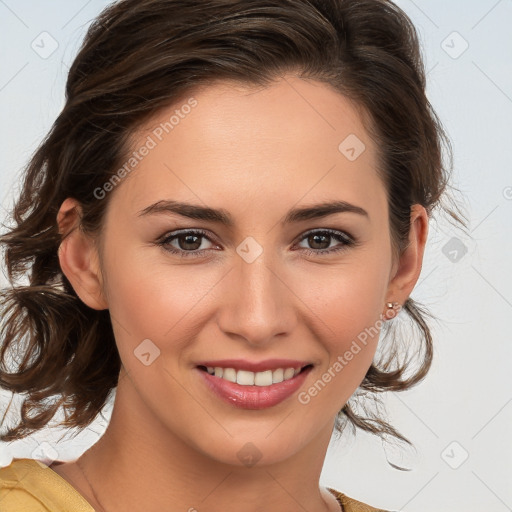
top-left (101, 242), bottom-right (226, 361)
top-left (293, 253), bottom-right (389, 337)
top-left (291, 258), bottom-right (389, 399)
top-left (105, 263), bottom-right (199, 334)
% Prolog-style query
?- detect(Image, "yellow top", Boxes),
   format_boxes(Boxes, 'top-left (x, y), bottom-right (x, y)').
top-left (0, 458), bottom-right (390, 511)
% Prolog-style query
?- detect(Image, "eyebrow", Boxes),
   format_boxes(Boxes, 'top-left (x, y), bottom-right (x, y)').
top-left (137, 199), bottom-right (369, 226)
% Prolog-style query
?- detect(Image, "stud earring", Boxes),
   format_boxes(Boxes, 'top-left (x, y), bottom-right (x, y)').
top-left (381, 301), bottom-right (401, 320)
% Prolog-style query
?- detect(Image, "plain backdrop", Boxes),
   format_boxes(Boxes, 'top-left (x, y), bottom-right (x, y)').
top-left (0, 1), bottom-right (511, 511)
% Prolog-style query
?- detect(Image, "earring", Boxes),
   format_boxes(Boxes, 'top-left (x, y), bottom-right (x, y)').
top-left (382, 301), bottom-right (401, 320)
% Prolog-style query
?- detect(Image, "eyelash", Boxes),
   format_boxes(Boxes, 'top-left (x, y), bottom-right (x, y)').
top-left (156, 228), bottom-right (356, 259)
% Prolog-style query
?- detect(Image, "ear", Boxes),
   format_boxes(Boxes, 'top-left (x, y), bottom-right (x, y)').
top-left (386, 204), bottom-right (429, 305)
top-left (57, 198), bottom-right (108, 310)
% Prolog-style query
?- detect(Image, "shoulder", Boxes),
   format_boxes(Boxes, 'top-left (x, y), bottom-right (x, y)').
top-left (0, 458), bottom-right (94, 512)
top-left (328, 487), bottom-right (395, 512)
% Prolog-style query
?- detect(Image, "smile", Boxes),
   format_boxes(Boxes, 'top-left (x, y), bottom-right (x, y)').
top-left (198, 365), bottom-right (312, 386)
top-left (195, 361), bottom-right (314, 409)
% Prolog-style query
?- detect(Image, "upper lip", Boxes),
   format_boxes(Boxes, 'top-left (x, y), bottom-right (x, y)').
top-left (196, 359), bottom-right (313, 372)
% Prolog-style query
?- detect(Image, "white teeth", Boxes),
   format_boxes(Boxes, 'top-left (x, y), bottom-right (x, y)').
top-left (204, 366), bottom-right (305, 386)
top-left (283, 368), bottom-right (295, 380)
top-left (272, 368), bottom-right (284, 382)
top-left (237, 370), bottom-right (254, 385)
top-left (223, 368), bottom-right (237, 383)
top-left (254, 370), bottom-right (273, 386)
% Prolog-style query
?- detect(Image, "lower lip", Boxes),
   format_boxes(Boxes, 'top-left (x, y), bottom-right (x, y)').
top-left (196, 367), bottom-right (313, 410)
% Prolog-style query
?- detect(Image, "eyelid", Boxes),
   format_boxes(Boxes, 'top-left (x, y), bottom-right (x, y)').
top-left (293, 228), bottom-right (356, 256)
top-left (294, 227), bottom-right (354, 245)
top-left (158, 228), bottom-right (219, 248)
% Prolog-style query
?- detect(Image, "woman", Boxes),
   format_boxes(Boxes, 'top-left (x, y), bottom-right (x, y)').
top-left (0, 0), bottom-right (464, 510)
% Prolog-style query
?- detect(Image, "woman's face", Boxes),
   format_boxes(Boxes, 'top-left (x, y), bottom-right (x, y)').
top-left (78, 75), bottom-right (409, 467)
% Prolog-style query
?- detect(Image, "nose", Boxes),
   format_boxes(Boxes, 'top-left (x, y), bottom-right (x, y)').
top-left (215, 249), bottom-right (298, 347)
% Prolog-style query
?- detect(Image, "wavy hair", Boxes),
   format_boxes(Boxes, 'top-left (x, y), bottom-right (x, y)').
top-left (0, 0), bottom-right (465, 455)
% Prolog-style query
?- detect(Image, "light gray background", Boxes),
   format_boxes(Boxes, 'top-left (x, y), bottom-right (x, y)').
top-left (0, 1), bottom-right (511, 511)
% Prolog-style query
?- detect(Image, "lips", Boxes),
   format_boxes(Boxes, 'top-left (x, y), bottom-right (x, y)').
top-left (195, 359), bottom-right (314, 409)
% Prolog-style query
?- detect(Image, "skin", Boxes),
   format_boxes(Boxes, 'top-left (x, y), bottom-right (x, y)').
top-left (53, 74), bottom-right (428, 512)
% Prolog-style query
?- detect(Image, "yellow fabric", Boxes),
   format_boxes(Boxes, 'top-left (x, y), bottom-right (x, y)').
top-left (0, 458), bottom-right (95, 511)
top-left (0, 458), bottom-right (390, 512)
top-left (327, 487), bottom-right (391, 512)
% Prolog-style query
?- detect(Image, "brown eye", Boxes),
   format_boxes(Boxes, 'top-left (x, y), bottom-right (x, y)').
top-left (296, 229), bottom-right (355, 256)
top-left (174, 233), bottom-right (203, 251)
top-left (306, 233), bottom-right (331, 250)
top-left (158, 229), bottom-right (216, 258)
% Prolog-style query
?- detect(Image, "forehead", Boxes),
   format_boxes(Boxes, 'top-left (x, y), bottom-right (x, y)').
top-left (111, 76), bottom-right (385, 219)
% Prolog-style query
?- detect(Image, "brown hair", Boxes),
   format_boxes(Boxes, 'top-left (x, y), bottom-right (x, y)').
top-left (0, 0), bottom-right (465, 456)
